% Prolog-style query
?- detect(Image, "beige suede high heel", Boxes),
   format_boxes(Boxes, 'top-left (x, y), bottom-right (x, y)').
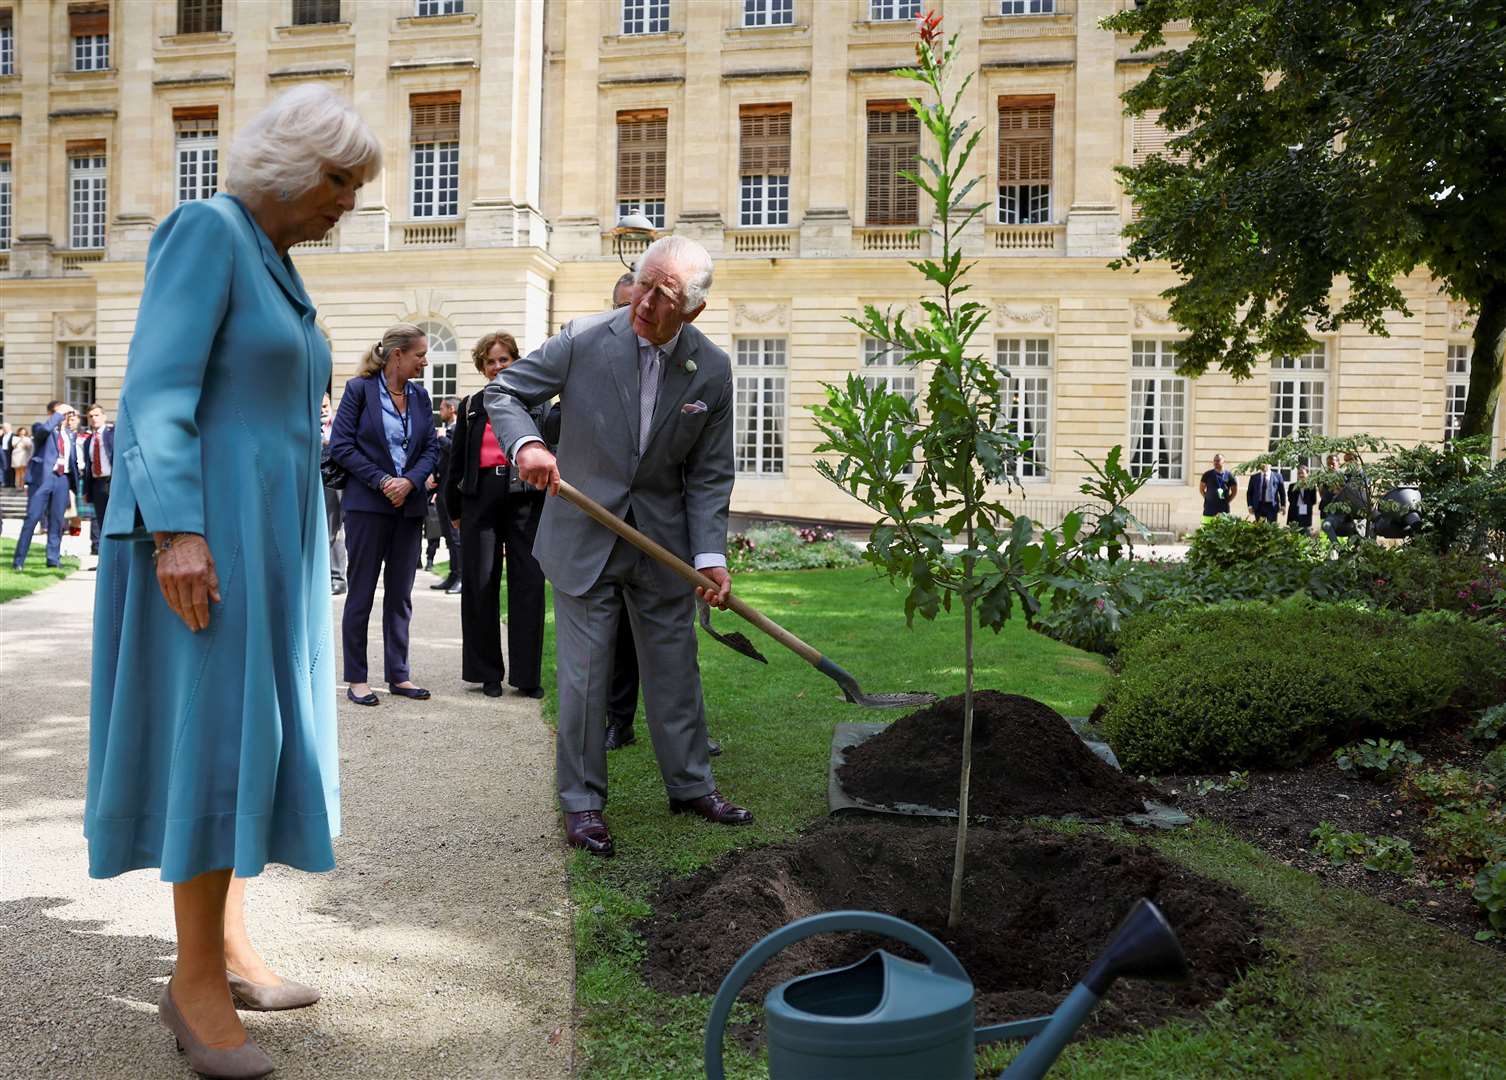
top-left (226, 969), bottom-right (321, 1011)
top-left (158, 981), bottom-right (274, 1079)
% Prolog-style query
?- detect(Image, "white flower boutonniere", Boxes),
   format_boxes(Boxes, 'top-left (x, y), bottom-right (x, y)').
top-left (683, 358), bottom-right (698, 374)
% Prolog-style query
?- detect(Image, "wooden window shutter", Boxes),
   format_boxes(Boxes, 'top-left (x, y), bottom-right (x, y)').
top-left (739, 104), bottom-right (791, 178)
top-left (67, 138), bottom-right (107, 156)
top-left (69, 4), bottom-right (109, 36)
top-left (410, 91), bottom-right (461, 143)
top-left (866, 101), bottom-right (919, 225)
top-left (0, 10), bottom-right (11, 31)
top-left (617, 108), bottom-right (668, 202)
top-left (1131, 109), bottom-right (1186, 166)
top-left (172, 104), bottom-right (218, 123)
top-left (998, 95), bottom-right (1053, 185)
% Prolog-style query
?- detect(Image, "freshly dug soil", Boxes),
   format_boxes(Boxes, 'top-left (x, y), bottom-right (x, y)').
top-left (641, 821), bottom-right (1265, 1039)
top-left (837, 691), bottom-right (1155, 818)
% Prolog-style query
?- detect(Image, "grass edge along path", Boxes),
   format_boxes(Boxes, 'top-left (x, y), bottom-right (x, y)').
top-left (559, 568), bottom-right (1506, 1079)
top-left (0, 536), bottom-right (79, 604)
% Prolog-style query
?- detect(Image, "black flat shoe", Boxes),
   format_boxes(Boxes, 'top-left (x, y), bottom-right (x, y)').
top-left (515, 686), bottom-right (545, 700)
top-left (346, 687), bottom-right (379, 707)
top-left (331, 582), bottom-right (347, 595)
top-left (482, 681), bottom-right (504, 698)
top-left (388, 684), bottom-right (432, 700)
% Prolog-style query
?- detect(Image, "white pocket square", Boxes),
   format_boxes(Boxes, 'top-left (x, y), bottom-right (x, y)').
top-left (681, 400), bottom-right (708, 415)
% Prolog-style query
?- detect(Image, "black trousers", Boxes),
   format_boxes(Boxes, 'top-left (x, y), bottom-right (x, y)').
top-left (608, 604), bottom-right (640, 725)
top-left (342, 510), bottom-right (423, 684)
top-left (88, 476), bottom-right (111, 554)
top-left (459, 470), bottom-right (545, 688)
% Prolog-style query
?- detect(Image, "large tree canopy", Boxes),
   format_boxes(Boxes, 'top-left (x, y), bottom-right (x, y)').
top-left (1106, 0), bottom-right (1506, 439)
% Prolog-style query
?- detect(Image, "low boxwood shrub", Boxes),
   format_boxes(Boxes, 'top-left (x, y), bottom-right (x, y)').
top-left (1098, 597), bottom-right (1506, 774)
top-left (727, 522), bottom-right (864, 572)
top-left (1186, 515), bottom-right (1330, 571)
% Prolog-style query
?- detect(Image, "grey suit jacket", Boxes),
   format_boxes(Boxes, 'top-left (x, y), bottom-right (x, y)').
top-left (482, 307), bottom-right (735, 597)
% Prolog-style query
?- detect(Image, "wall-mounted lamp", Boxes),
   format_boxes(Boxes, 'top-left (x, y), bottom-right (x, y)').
top-left (610, 210), bottom-right (657, 270)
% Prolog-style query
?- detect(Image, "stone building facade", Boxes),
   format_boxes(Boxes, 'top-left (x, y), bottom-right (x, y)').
top-left (0, 0), bottom-right (1492, 532)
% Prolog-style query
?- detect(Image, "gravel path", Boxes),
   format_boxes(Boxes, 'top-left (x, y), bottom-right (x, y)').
top-left (0, 565), bottom-right (574, 1079)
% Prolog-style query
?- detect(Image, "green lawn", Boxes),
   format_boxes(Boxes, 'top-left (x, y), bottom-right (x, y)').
top-left (556, 567), bottom-right (1506, 1079)
top-left (0, 536), bottom-right (79, 603)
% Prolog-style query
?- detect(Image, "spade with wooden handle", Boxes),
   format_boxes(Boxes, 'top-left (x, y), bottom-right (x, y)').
top-left (556, 479), bottom-right (935, 709)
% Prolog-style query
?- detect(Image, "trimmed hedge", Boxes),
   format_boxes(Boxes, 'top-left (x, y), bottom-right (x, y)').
top-left (1100, 597), bottom-right (1506, 774)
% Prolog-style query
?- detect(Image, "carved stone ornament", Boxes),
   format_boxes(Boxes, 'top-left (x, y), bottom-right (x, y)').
top-left (1131, 301), bottom-right (1173, 328)
top-left (1449, 301), bottom-right (1474, 333)
top-left (732, 302), bottom-right (789, 330)
top-left (55, 313), bottom-right (96, 340)
top-left (997, 302), bottom-right (1056, 329)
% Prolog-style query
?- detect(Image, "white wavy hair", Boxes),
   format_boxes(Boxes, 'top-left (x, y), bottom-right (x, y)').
top-left (638, 235), bottom-right (715, 313)
top-left (225, 85), bottom-right (381, 202)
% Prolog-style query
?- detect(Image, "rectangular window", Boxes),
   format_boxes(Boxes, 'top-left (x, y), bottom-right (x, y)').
top-left (997, 338), bottom-right (1052, 479)
top-left (1269, 342), bottom-right (1328, 452)
top-left (863, 336), bottom-right (918, 475)
top-left (866, 102), bottom-right (919, 226)
top-left (617, 108), bottom-right (668, 229)
top-left (65, 344), bottom-right (96, 415)
top-left (1129, 340), bottom-right (1187, 480)
top-left (1445, 342), bottom-right (1470, 442)
top-left (410, 92), bottom-right (460, 219)
top-left (177, 0), bottom-right (222, 34)
top-left (869, 0), bottom-right (920, 20)
top-left (743, 0), bottom-right (793, 27)
top-left (0, 152), bottom-right (11, 252)
top-left (68, 151), bottom-right (107, 249)
top-left (735, 338), bottom-right (787, 475)
top-left (739, 104), bottom-right (791, 227)
top-left (69, 6), bottom-right (108, 71)
top-left (622, 0), bottom-right (669, 35)
top-left (0, 10), bottom-right (13, 77)
top-left (174, 109), bottom-right (218, 206)
top-left (998, 95), bottom-right (1053, 225)
top-left (293, 0), bottom-right (342, 24)
top-left (415, 0), bottom-right (463, 15)
top-left (1000, 0), bottom-right (1054, 13)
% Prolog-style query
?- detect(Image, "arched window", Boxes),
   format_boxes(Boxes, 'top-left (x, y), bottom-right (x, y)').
top-left (416, 320), bottom-right (458, 399)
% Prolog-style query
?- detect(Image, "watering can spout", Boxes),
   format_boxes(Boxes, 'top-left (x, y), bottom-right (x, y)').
top-left (1082, 898), bottom-right (1189, 995)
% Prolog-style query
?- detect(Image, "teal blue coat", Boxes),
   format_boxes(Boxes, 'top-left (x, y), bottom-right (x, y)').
top-left (85, 194), bottom-right (339, 882)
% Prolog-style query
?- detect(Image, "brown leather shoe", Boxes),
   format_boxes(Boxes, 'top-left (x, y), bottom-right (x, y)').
top-left (668, 790), bottom-right (754, 826)
top-left (564, 810), bottom-right (615, 857)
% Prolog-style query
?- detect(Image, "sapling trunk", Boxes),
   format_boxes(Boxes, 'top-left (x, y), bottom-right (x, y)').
top-left (948, 522), bottom-right (976, 931)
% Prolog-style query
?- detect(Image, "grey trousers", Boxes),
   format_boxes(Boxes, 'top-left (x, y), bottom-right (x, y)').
top-left (325, 484), bottom-right (347, 586)
top-left (553, 537), bottom-right (716, 812)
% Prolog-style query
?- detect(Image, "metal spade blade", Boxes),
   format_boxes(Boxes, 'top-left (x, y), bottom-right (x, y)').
top-left (697, 597), bottom-right (768, 664)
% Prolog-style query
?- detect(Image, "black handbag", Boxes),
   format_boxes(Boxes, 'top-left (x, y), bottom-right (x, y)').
top-left (320, 452), bottom-right (348, 491)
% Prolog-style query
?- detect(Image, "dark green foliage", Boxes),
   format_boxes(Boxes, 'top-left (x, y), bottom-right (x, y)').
top-left (725, 524), bottom-right (864, 572)
top-left (1185, 516), bottom-right (1330, 572)
top-left (1333, 739), bottom-right (1421, 780)
top-left (1099, 598), bottom-right (1506, 774)
top-left (1476, 862), bottom-right (1506, 932)
top-left (1468, 704), bottom-right (1506, 746)
top-left (1310, 822), bottom-right (1416, 875)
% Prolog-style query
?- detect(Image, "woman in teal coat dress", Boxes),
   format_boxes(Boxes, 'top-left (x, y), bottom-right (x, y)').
top-left (84, 85), bottom-right (380, 1078)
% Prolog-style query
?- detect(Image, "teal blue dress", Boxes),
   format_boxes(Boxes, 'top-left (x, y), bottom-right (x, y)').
top-left (85, 194), bottom-right (339, 882)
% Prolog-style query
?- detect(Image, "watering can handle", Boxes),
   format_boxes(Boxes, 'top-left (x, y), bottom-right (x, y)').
top-left (703, 910), bottom-right (970, 1080)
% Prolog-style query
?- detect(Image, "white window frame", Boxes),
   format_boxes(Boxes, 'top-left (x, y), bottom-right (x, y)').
top-left (1445, 342), bottom-right (1470, 443)
top-left (411, 141), bottom-right (460, 218)
top-left (65, 344), bottom-right (96, 416)
top-left (72, 32), bottom-right (109, 72)
top-left (869, 0), bottom-right (920, 20)
top-left (743, 0), bottom-right (793, 27)
top-left (739, 174), bottom-right (789, 227)
top-left (862, 336), bottom-right (918, 477)
top-left (69, 154), bottom-right (107, 250)
top-left (1269, 342), bottom-right (1328, 456)
top-left (175, 123), bottom-right (218, 206)
top-left (1000, 0), bottom-right (1055, 13)
top-left (996, 337), bottom-right (1052, 480)
top-left (622, 0), bottom-right (669, 35)
top-left (997, 183), bottom-right (1051, 225)
top-left (0, 157), bottom-right (11, 252)
top-left (416, 321), bottom-right (458, 399)
top-left (617, 199), bottom-right (665, 229)
top-left (1128, 339), bottom-right (1188, 482)
top-left (734, 338), bottom-right (787, 476)
top-left (0, 19), bottom-right (14, 77)
top-left (415, 0), bottom-right (463, 15)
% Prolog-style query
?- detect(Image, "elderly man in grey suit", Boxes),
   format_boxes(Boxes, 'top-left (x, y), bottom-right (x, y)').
top-left (484, 235), bottom-right (751, 857)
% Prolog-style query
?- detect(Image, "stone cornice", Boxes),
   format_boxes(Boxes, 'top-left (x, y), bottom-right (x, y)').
top-left (723, 68), bottom-right (809, 81)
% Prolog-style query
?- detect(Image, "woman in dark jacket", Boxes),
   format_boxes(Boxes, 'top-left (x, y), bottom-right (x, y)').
top-left (446, 331), bottom-right (547, 698)
top-left (329, 322), bottom-right (442, 705)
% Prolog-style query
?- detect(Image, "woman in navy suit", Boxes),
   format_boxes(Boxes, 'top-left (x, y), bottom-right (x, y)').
top-left (329, 323), bottom-right (442, 705)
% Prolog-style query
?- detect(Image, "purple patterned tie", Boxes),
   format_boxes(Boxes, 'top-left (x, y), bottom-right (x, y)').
top-left (639, 345), bottom-right (660, 455)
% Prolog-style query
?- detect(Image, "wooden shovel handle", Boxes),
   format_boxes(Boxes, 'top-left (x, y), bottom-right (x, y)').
top-left (555, 479), bottom-right (824, 667)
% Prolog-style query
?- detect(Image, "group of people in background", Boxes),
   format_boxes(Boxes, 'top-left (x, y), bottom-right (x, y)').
top-left (4, 402), bottom-right (115, 570)
top-left (1199, 451), bottom-right (1360, 534)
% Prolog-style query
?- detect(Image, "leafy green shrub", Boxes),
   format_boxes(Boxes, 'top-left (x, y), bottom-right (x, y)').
top-left (1186, 515), bottom-right (1330, 571)
top-left (1469, 704), bottom-right (1506, 745)
top-left (1099, 597), bottom-right (1506, 773)
top-left (1476, 862), bottom-right (1506, 933)
top-left (1404, 766), bottom-right (1482, 811)
top-left (1333, 738), bottom-right (1421, 779)
top-left (1187, 771), bottom-right (1250, 796)
top-left (1422, 805), bottom-right (1506, 875)
top-left (1481, 748), bottom-right (1506, 788)
top-left (1310, 822), bottom-right (1416, 874)
top-left (726, 523), bottom-right (864, 572)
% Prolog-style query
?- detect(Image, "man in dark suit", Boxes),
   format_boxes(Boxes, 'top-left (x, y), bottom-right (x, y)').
top-left (1246, 462), bottom-right (1286, 523)
top-left (13, 401), bottom-right (79, 570)
top-left (81, 403), bottom-right (115, 561)
top-left (1287, 464), bottom-right (1317, 532)
top-left (428, 395), bottom-right (463, 593)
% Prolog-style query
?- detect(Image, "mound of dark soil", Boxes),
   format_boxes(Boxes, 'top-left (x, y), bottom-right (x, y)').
top-left (641, 821), bottom-right (1265, 1038)
top-left (837, 691), bottom-right (1154, 818)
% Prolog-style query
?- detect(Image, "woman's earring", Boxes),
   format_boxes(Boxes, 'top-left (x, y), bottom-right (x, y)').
top-left (279, 187), bottom-right (291, 201)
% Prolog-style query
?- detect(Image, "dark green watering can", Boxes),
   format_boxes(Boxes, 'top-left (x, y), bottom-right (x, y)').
top-left (705, 901), bottom-right (1187, 1080)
